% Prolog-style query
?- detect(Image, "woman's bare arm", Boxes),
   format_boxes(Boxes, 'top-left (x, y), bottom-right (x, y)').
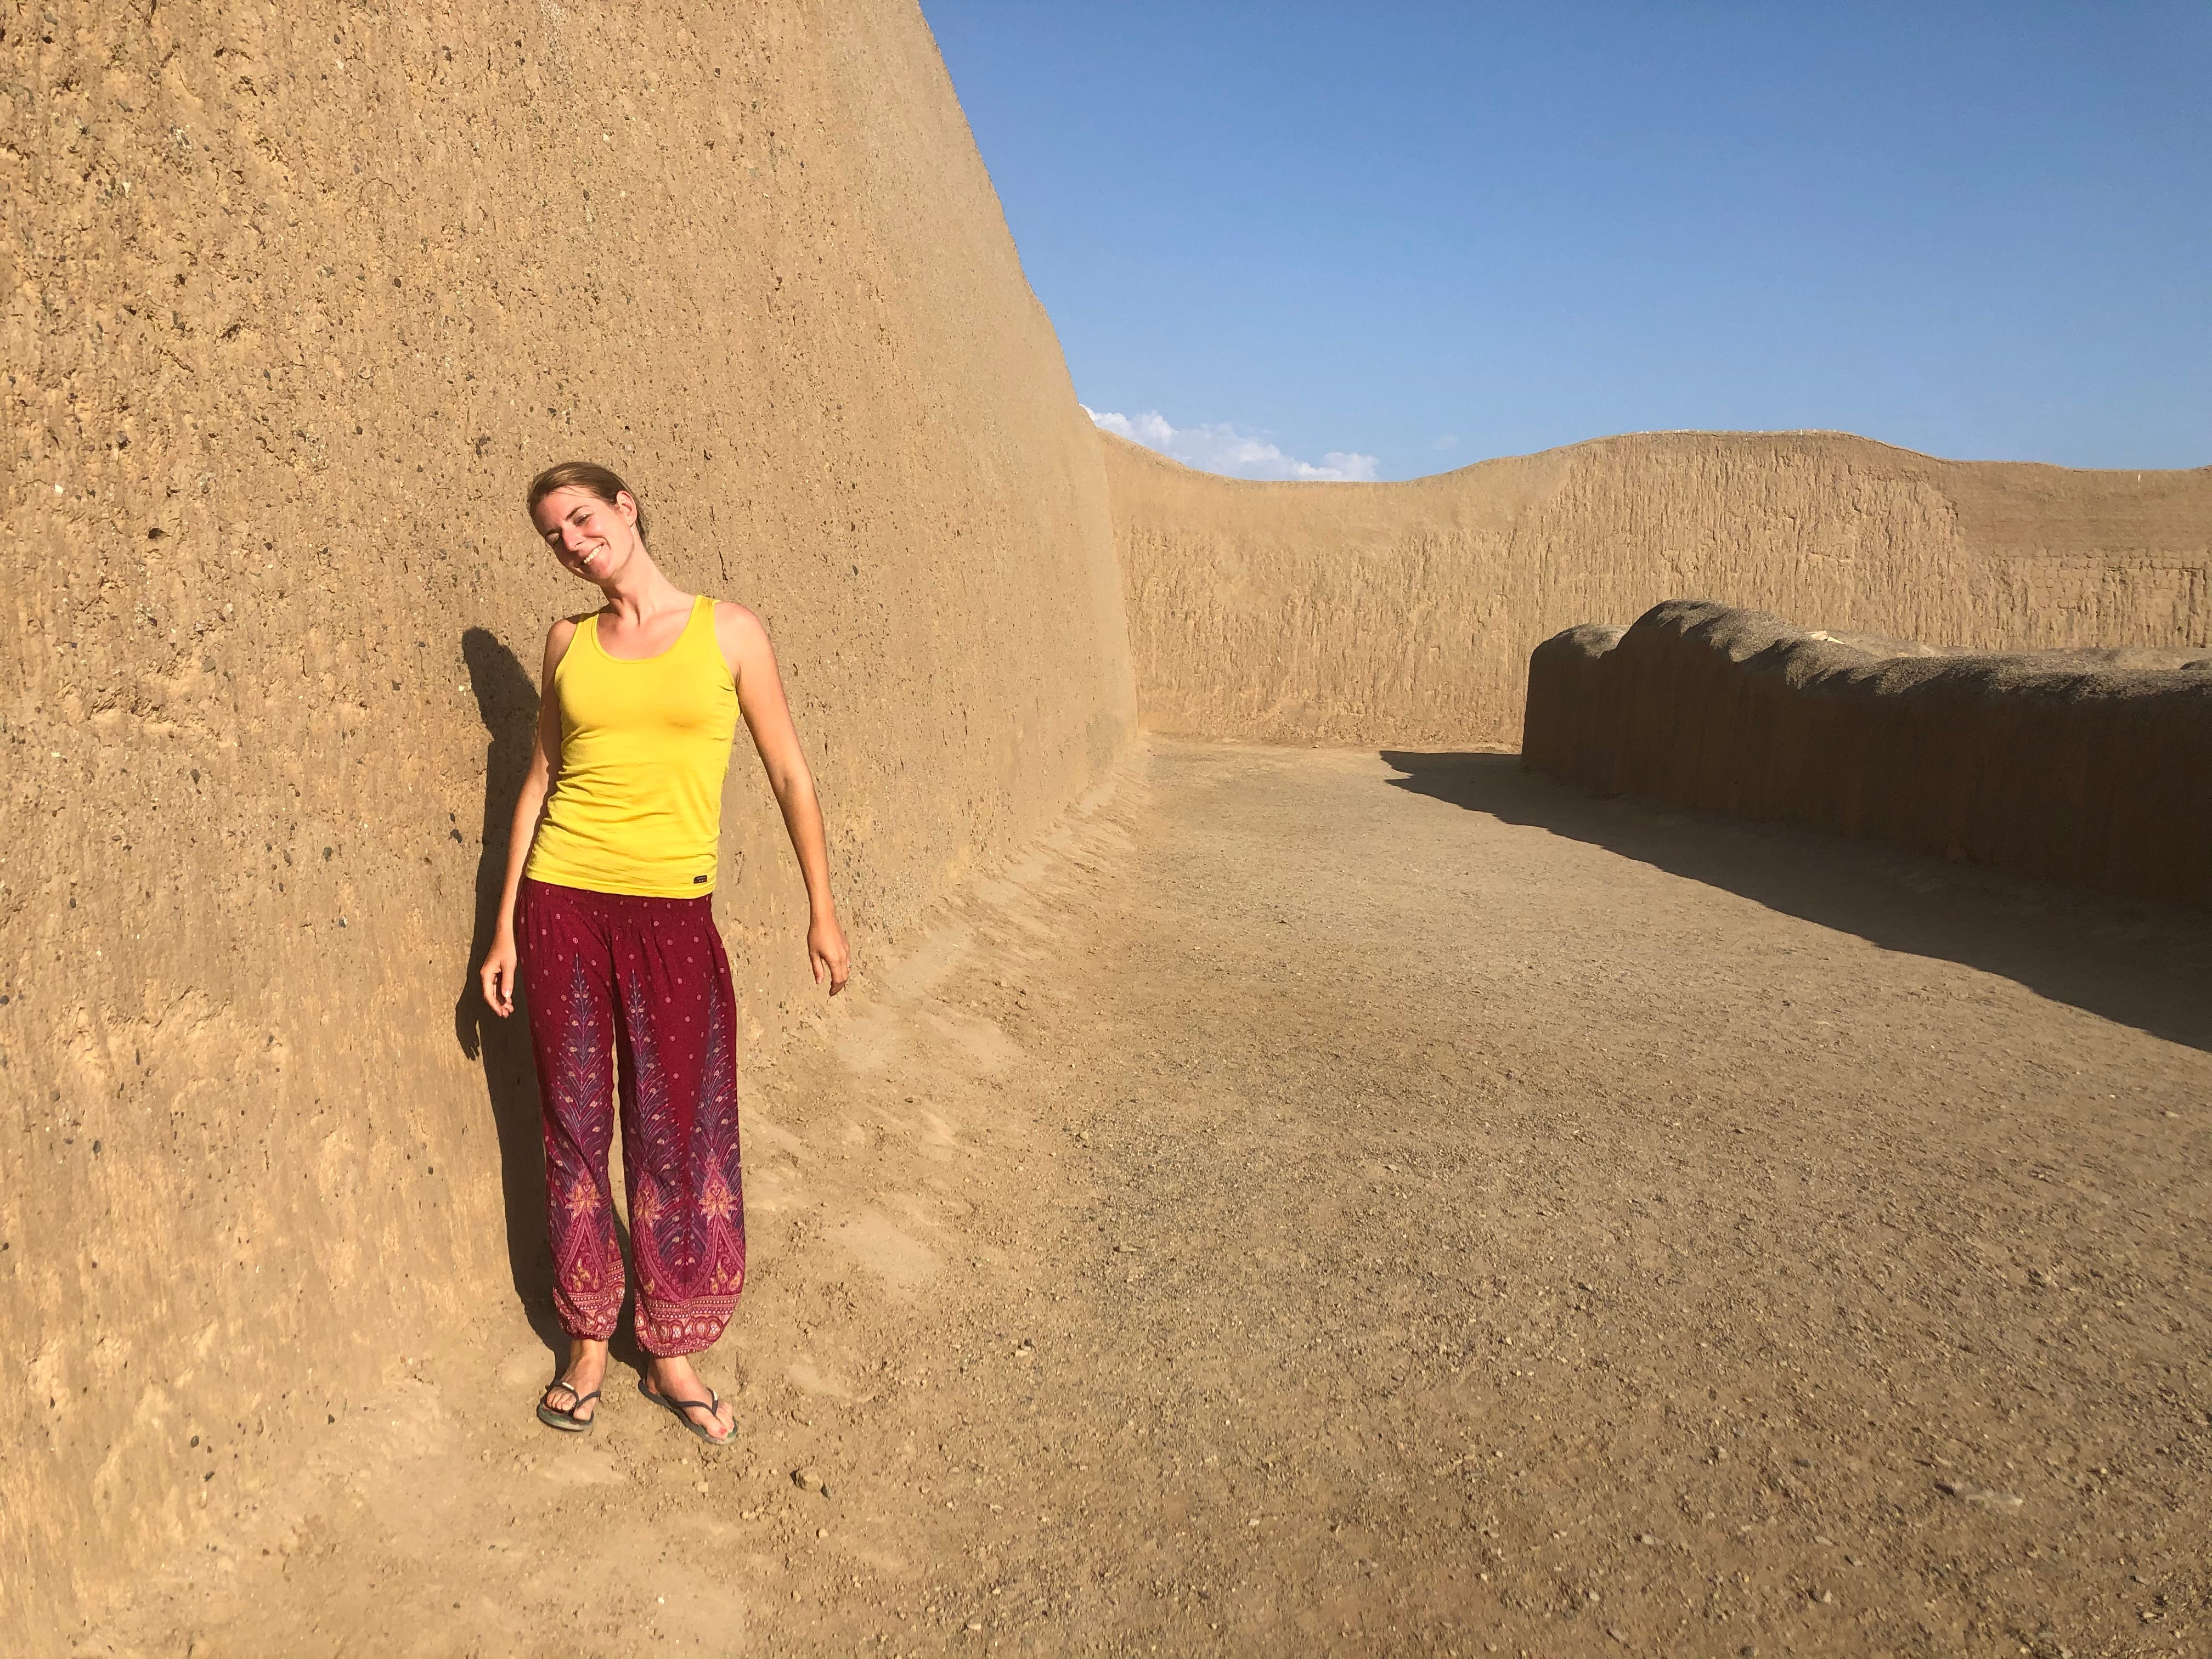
top-left (717, 601), bottom-right (850, 994)
top-left (480, 619), bottom-right (575, 1018)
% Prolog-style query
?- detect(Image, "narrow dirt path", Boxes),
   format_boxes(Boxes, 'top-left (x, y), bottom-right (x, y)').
top-left (92, 741), bottom-right (2211, 1659)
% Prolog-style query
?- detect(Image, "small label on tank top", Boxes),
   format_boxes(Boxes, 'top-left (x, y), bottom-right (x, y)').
top-left (693, 874), bottom-right (709, 884)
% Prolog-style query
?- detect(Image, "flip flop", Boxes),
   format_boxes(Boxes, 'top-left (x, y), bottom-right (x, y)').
top-left (536, 1378), bottom-right (601, 1434)
top-left (637, 1378), bottom-right (735, 1447)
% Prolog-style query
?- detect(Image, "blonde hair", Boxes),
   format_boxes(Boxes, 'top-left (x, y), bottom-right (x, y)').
top-left (527, 460), bottom-right (646, 543)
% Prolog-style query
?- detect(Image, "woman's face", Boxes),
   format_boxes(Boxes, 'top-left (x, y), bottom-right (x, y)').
top-left (532, 486), bottom-right (638, 584)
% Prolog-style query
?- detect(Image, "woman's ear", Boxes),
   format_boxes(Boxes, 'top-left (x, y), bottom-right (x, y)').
top-left (616, 490), bottom-right (639, 529)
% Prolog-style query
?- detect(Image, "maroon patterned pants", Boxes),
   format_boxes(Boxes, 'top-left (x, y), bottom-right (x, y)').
top-left (517, 877), bottom-right (746, 1356)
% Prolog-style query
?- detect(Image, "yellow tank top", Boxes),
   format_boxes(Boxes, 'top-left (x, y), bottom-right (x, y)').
top-left (524, 595), bottom-right (740, 898)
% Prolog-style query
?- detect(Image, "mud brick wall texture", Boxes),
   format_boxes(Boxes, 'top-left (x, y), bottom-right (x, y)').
top-left (1102, 427), bottom-right (2211, 749)
top-left (3, 2), bottom-right (1131, 1629)
top-left (1523, 601), bottom-right (2212, 910)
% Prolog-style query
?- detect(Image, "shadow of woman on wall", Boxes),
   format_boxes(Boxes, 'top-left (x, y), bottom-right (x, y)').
top-left (453, 627), bottom-right (565, 1352)
top-left (456, 627), bottom-right (650, 1374)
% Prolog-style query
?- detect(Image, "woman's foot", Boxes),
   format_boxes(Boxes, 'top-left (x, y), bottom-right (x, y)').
top-left (643, 1352), bottom-right (735, 1444)
top-left (540, 1336), bottom-right (610, 1427)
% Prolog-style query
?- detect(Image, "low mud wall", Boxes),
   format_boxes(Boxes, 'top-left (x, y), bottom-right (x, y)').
top-left (1523, 602), bottom-right (2212, 909)
top-left (1102, 428), bottom-right (2212, 747)
top-left (3, 1), bottom-right (1131, 1635)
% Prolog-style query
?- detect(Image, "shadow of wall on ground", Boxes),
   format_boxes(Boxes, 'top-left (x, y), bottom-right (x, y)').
top-left (1382, 752), bottom-right (2212, 1056)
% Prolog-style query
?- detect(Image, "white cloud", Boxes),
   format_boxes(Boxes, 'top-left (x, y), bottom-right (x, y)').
top-left (1084, 405), bottom-right (1379, 482)
top-left (1432, 433), bottom-right (1459, 450)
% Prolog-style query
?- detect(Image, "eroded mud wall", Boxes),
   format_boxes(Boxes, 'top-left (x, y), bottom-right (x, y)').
top-left (3, 1), bottom-right (1131, 1630)
top-left (1102, 428), bottom-right (2212, 747)
top-left (1523, 602), bottom-right (2212, 908)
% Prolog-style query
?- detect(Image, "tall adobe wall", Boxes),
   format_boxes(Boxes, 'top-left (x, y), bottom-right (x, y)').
top-left (1102, 428), bottom-right (2212, 747)
top-left (3, 1), bottom-right (1131, 1630)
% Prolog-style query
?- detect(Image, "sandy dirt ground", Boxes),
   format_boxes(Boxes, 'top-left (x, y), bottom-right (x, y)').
top-left (82, 740), bottom-right (2211, 1658)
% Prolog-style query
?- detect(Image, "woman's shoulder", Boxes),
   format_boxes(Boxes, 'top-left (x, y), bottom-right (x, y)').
top-left (540, 611), bottom-right (595, 675)
top-left (709, 598), bottom-right (768, 642)
top-left (709, 599), bottom-right (772, 680)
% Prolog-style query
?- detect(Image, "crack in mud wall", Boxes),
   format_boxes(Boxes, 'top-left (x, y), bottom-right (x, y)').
top-left (1101, 428), bottom-right (2212, 748)
top-left (3, 1), bottom-right (1132, 1633)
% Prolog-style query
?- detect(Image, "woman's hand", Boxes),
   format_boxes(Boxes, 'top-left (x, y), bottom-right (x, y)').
top-left (481, 930), bottom-right (520, 1018)
top-left (723, 603), bottom-right (850, 997)
top-left (809, 912), bottom-right (850, 996)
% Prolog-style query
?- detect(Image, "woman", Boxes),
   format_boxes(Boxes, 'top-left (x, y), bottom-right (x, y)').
top-left (480, 461), bottom-right (849, 1447)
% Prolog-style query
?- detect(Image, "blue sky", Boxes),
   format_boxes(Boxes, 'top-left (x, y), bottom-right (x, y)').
top-left (923, 3), bottom-right (2210, 481)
